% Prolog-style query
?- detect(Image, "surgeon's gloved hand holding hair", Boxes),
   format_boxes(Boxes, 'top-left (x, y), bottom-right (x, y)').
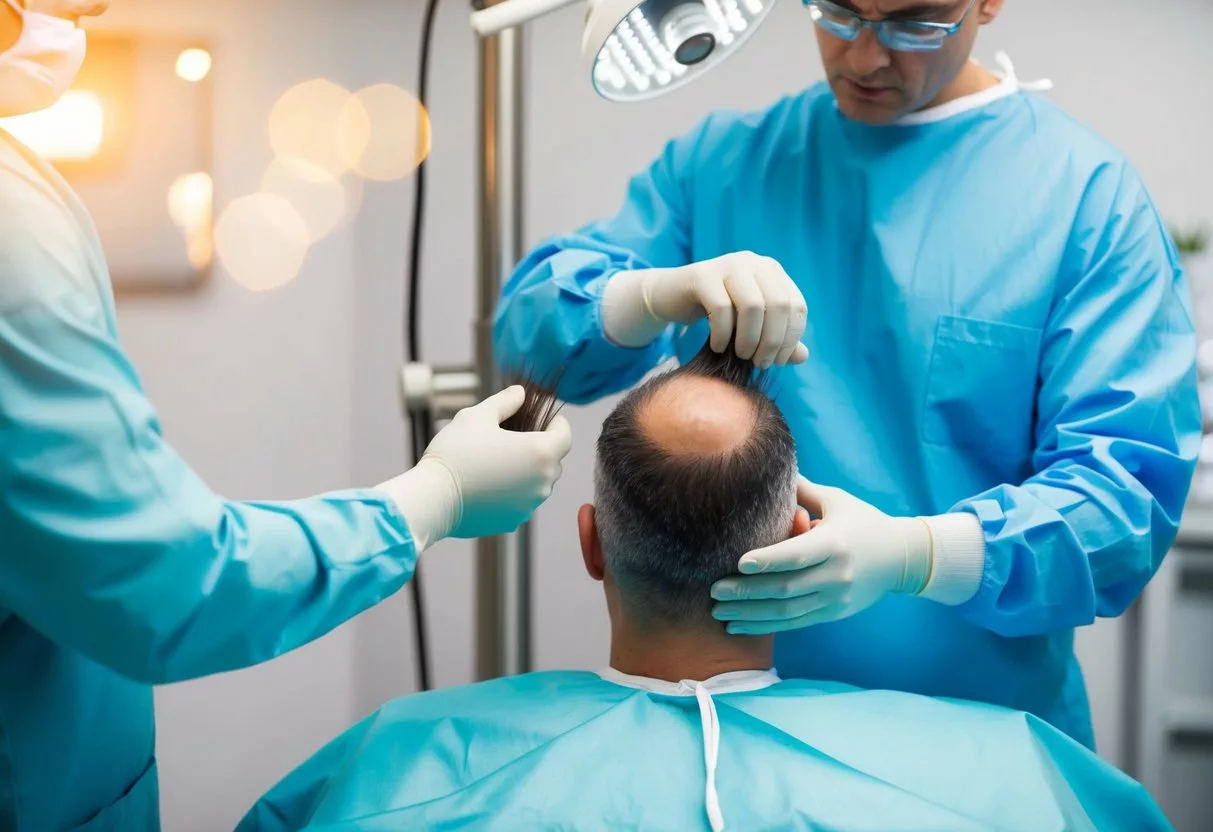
top-left (711, 476), bottom-right (986, 634)
top-left (600, 251), bottom-right (810, 368)
top-left (377, 386), bottom-right (573, 551)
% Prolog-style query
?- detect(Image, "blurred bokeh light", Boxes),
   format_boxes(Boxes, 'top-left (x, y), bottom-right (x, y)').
top-left (214, 193), bottom-right (310, 292)
top-left (337, 83), bottom-right (431, 181)
top-left (260, 156), bottom-right (358, 243)
top-left (269, 79), bottom-right (368, 178)
top-left (167, 172), bottom-right (215, 269)
top-left (175, 48), bottom-right (212, 83)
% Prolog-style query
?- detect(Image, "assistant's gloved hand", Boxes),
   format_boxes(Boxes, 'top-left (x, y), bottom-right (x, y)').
top-left (600, 251), bottom-right (810, 368)
top-left (376, 386), bottom-right (573, 551)
top-left (711, 477), bottom-right (941, 634)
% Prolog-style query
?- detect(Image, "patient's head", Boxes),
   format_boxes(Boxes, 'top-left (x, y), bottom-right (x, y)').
top-left (580, 345), bottom-right (803, 630)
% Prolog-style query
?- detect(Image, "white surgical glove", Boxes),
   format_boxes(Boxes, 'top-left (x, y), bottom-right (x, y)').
top-left (376, 386), bottom-right (573, 552)
top-left (600, 251), bottom-right (810, 368)
top-left (710, 477), bottom-right (986, 634)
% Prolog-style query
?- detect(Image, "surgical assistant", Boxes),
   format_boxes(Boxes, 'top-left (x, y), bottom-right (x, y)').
top-left (0, 2), bottom-right (572, 829)
top-left (494, 3), bottom-right (1201, 747)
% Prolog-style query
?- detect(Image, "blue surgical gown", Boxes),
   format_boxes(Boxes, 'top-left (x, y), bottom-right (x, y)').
top-left (0, 132), bottom-right (421, 829)
top-left (237, 670), bottom-right (1171, 830)
top-left (493, 85), bottom-right (1202, 748)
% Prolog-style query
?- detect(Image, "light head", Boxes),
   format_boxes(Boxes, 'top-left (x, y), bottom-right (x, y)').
top-left (469, 0), bottom-right (778, 104)
top-left (583, 0), bottom-right (777, 102)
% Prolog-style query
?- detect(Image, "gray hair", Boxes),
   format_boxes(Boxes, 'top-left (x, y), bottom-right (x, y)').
top-left (593, 344), bottom-right (799, 627)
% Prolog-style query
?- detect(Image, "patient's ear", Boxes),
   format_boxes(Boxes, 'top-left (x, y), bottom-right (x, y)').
top-left (791, 508), bottom-right (813, 537)
top-left (578, 504), bottom-right (605, 581)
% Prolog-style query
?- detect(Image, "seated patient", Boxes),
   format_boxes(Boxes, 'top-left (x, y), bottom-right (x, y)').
top-left (239, 346), bottom-right (1169, 832)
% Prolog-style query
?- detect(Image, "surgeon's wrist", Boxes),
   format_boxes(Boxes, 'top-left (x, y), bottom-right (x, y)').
top-left (600, 269), bottom-right (670, 348)
top-left (916, 512), bottom-right (985, 606)
top-left (375, 458), bottom-right (462, 553)
top-left (891, 516), bottom-right (933, 596)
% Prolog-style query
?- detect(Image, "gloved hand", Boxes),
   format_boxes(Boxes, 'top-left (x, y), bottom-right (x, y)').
top-left (710, 477), bottom-right (934, 634)
top-left (600, 251), bottom-right (810, 368)
top-left (376, 386), bottom-right (573, 551)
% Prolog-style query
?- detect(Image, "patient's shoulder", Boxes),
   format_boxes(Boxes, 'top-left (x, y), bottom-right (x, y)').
top-left (375, 670), bottom-right (608, 723)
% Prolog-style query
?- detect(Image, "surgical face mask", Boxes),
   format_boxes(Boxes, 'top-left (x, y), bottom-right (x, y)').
top-left (0, 0), bottom-right (87, 118)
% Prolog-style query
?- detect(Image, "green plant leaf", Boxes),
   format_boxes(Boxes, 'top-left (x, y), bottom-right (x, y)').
top-left (1172, 223), bottom-right (1210, 257)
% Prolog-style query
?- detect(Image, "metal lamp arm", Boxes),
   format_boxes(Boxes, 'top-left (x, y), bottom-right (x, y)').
top-left (470, 0), bottom-right (582, 36)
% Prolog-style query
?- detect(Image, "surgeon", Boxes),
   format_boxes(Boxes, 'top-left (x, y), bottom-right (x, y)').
top-left (0, 1), bottom-right (572, 829)
top-left (494, 0), bottom-right (1202, 749)
top-left (238, 344), bottom-right (1170, 832)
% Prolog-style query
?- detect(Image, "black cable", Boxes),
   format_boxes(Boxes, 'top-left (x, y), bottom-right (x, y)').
top-left (404, 0), bottom-right (444, 693)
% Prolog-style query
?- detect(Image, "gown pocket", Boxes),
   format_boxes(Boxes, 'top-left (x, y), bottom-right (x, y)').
top-left (922, 315), bottom-right (1043, 462)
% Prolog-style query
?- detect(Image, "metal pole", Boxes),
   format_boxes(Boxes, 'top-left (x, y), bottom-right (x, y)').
top-left (474, 5), bottom-right (530, 680)
top-left (1121, 597), bottom-right (1142, 778)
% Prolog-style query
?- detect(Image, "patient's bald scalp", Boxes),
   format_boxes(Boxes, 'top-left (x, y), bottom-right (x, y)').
top-left (592, 341), bottom-right (799, 625)
top-left (640, 376), bottom-right (757, 458)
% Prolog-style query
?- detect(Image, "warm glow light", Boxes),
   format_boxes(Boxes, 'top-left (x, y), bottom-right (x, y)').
top-left (168, 172), bottom-right (213, 229)
top-left (1, 91), bottom-right (105, 161)
top-left (167, 172), bottom-right (215, 269)
top-left (269, 79), bottom-right (361, 178)
top-left (176, 48), bottom-right (212, 83)
top-left (337, 84), bottom-right (431, 181)
top-left (259, 157), bottom-right (356, 243)
top-left (214, 193), bottom-right (310, 292)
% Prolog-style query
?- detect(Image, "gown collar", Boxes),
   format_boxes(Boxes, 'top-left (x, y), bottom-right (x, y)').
top-left (838, 51), bottom-right (1054, 127)
top-left (598, 665), bottom-right (781, 832)
top-left (597, 666), bottom-right (781, 696)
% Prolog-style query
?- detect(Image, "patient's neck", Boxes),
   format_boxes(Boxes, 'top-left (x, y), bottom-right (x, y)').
top-left (608, 613), bottom-right (773, 682)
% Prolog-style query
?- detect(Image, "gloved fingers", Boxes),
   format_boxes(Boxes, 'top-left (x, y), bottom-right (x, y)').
top-left (539, 414), bottom-right (574, 460)
top-left (751, 267), bottom-right (790, 368)
top-left (773, 334), bottom-right (802, 367)
top-left (736, 527), bottom-right (839, 574)
top-left (774, 296), bottom-right (809, 365)
top-left (690, 272), bottom-right (736, 354)
top-left (795, 476), bottom-right (846, 517)
top-left (472, 384), bottom-right (526, 423)
top-left (711, 593), bottom-right (832, 624)
top-left (725, 606), bottom-right (842, 636)
top-left (721, 270), bottom-right (765, 360)
top-left (531, 463), bottom-right (561, 500)
top-left (711, 564), bottom-right (844, 602)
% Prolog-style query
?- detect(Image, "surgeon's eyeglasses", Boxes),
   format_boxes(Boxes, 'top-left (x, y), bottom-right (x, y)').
top-left (803, 0), bottom-right (979, 52)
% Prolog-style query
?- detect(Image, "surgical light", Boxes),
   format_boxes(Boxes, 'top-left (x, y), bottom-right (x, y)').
top-left (470, 0), bottom-right (776, 103)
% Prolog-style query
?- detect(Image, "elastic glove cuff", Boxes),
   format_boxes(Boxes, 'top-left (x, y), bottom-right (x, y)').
top-left (600, 269), bottom-right (671, 348)
top-left (918, 512), bottom-right (986, 606)
top-left (374, 459), bottom-right (461, 553)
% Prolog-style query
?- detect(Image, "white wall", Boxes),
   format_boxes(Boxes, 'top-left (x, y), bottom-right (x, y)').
top-left (92, 0), bottom-right (1212, 829)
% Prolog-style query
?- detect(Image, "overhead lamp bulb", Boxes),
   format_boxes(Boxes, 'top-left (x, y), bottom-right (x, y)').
top-left (661, 2), bottom-right (716, 65)
top-left (467, 0), bottom-right (777, 103)
top-left (582, 0), bottom-right (776, 103)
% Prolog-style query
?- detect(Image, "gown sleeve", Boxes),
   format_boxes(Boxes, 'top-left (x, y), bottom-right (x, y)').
top-left (953, 163), bottom-right (1201, 635)
top-left (492, 115), bottom-right (729, 404)
top-left (0, 270), bottom-right (421, 685)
